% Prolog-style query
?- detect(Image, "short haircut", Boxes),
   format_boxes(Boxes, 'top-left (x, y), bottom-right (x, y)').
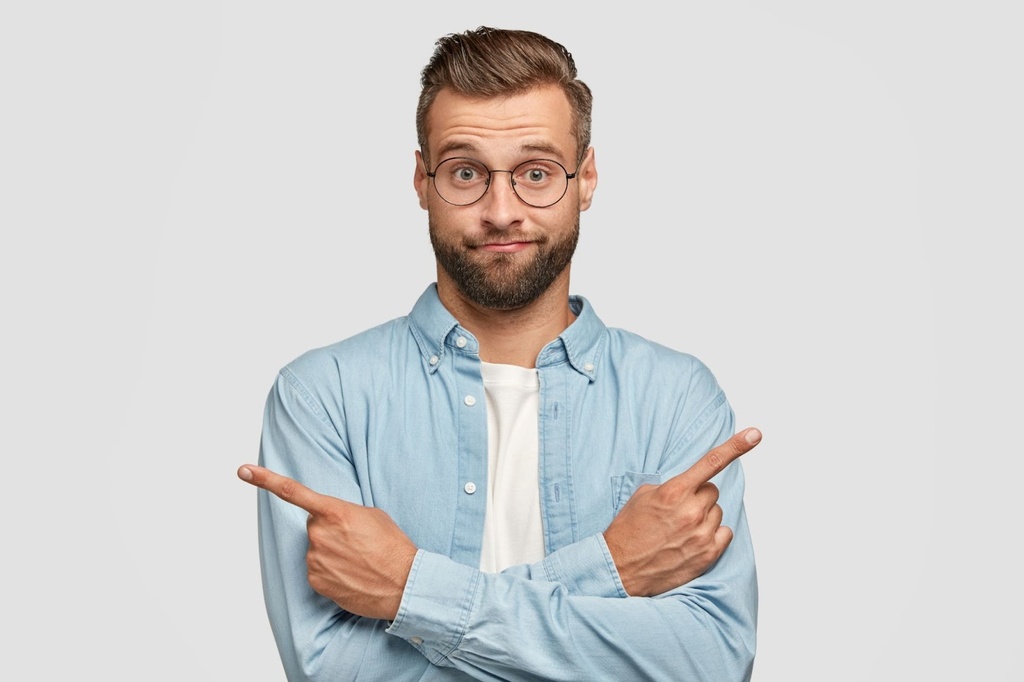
top-left (416, 26), bottom-right (593, 167)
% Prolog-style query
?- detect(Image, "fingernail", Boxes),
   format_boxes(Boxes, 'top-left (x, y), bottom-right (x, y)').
top-left (745, 429), bottom-right (762, 444)
top-left (238, 466), bottom-right (254, 481)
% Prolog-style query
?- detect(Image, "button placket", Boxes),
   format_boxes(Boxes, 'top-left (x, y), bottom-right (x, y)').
top-left (447, 344), bottom-right (488, 565)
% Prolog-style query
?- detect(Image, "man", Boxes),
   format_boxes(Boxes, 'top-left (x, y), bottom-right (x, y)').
top-left (238, 26), bottom-right (760, 681)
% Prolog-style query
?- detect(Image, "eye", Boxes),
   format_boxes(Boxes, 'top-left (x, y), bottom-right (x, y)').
top-left (515, 160), bottom-right (561, 185)
top-left (444, 159), bottom-right (488, 184)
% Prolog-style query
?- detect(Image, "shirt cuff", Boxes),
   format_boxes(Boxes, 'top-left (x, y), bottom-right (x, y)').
top-left (541, 533), bottom-right (629, 598)
top-left (386, 549), bottom-right (482, 666)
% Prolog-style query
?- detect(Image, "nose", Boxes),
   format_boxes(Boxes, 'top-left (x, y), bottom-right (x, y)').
top-left (479, 170), bottom-right (525, 229)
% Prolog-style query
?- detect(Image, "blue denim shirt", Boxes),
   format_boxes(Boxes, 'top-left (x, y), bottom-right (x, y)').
top-left (257, 284), bottom-right (757, 681)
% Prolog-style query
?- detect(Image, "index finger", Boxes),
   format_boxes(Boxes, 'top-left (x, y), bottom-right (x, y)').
top-left (667, 427), bottom-right (762, 491)
top-left (237, 464), bottom-right (331, 515)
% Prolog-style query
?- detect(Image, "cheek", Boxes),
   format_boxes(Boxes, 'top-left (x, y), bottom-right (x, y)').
top-left (536, 206), bottom-right (577, 237)
top-left (428, 204), bottom-right (473, 241)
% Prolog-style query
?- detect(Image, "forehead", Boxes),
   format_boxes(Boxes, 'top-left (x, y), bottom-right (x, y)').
top-left (425, 85), bottom-right (575, 163)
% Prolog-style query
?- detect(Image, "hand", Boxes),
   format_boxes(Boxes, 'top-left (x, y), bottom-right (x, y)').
top-left (603, 427), bottom-right (762, 597)
top-left (237, 465), bottom-right (417, 621)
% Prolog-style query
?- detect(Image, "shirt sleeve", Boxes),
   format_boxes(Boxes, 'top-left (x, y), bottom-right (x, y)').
top-left (386, 396), bottom-right (757, 682)
top-left (504, 532), bottom-right (629, 598)
top-left (258, 369), bottom-right (448, 681)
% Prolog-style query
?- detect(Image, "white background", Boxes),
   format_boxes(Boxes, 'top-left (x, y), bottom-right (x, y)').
top-left (2, 1), bottom-right (1021, 680)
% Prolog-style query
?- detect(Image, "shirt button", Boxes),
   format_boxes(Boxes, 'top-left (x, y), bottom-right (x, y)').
top-left (464, 482), bottom-right (477, 494)
top-left (464, 395), bottom-right (476, 406)
top-left (584, 362), bottom-right (595, 372)
top-left (410, 636), bottom-right (423, 645)
top-left (429, 355), bottom-right (439, 365)
top-left (456, 336), bottom-right (467, 348)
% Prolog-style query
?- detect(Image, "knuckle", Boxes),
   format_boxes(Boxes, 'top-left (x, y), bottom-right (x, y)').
top-left (704, 450), bottom-right (725, 474)
top-left (278, 479), bottom-right (298, 501)
top-left (308, 573), bottom-right (324, 593)
top-left (652, 482), bottom-right (676, 501)
top-left (679, 507), bottom-right (704, 527)
top-left (700, 532), bottom-right (718, 553)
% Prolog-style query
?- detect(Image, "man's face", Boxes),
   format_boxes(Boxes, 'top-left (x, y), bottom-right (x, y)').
top-left (414, 85), bottom-right (597, 310)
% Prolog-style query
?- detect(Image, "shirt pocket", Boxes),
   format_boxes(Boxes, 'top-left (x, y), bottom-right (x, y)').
top-left (610, 471), bottom-right (663, 514)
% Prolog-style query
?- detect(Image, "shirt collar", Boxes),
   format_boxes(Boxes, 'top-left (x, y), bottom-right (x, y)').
top-left (408, 283), bottom-right (607, 381)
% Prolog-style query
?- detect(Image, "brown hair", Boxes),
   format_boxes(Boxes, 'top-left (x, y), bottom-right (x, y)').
top-left (416, 26), bottom-right (593, 167)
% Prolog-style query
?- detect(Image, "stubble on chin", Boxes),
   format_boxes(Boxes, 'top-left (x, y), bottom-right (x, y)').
top-left (428, 216), bottom-right (580, 311)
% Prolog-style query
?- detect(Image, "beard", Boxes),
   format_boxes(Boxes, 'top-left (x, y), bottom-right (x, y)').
top-left (429, 216), bottom-right (580, 310)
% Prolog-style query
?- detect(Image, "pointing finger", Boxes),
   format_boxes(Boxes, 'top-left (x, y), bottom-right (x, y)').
top-left (237, 464), bottom-right (331, 515)
top-left (667, 428), bottom-right (762, 492)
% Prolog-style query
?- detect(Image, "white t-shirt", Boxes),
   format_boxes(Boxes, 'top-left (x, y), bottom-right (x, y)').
top-left (478, 361), bottom-right (546, 573)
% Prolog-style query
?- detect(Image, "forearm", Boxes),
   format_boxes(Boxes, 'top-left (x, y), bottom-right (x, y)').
top-left (261, 473), bottom-right (755, 682)
top-left (389, 455), bottom-right (757, 682)
top-left (390, 521), bottom-right (756, 682)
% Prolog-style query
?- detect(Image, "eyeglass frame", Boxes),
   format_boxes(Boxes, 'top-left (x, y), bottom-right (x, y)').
top-left (425, 156), bottom-right (583, 208)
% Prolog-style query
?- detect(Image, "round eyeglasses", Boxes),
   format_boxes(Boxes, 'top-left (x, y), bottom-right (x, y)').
top-left (426, 157), bottom-right (579, 208)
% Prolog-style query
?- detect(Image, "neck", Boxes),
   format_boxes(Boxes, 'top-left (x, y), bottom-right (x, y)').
top-left (436, 272), bottom-right (575, 369)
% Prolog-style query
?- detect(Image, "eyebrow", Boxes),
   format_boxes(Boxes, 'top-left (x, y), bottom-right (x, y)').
top-left (434, 140), bottom-right (570, 165)
top-left (435, 141), bottom-right (481, 159)
top-left (518, 142), bottom-right (565, 160)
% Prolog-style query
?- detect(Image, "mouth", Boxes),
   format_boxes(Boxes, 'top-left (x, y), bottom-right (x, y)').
top-left (476, 240), bottom-right (534, 253)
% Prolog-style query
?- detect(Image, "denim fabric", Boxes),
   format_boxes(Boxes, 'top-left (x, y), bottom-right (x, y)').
top-left (257, 283), bottom-right (757, 681)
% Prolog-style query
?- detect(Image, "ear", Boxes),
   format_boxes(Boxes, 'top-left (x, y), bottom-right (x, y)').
top-left (576, 147), bottom-right (598, 212)
top-left (414, 150), bottom-right (430, 210)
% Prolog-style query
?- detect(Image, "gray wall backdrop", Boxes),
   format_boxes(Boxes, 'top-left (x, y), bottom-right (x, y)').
top-left (2, 1), bottom-right (1020, 680)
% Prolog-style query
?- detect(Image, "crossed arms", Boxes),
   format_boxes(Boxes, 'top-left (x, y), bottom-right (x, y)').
top-left (241, 399), bottom-right (758, 679)
top-left (239, 428), bottom-right (759, 619)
